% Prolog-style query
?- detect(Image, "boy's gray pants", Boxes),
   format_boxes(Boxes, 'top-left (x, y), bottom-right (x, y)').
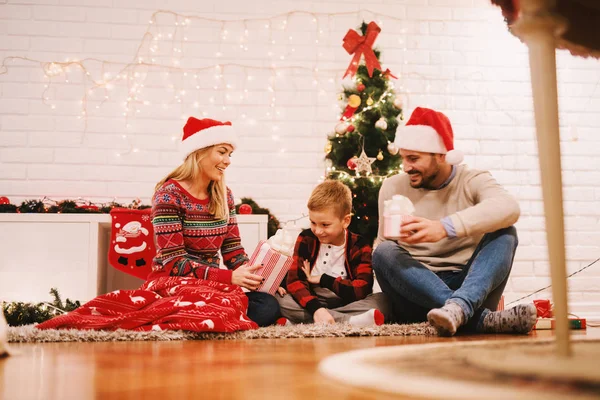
top-left (277, 286), bottom-right (391, 324)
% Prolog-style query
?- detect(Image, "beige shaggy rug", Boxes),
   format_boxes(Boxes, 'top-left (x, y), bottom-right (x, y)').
top-left (319, 338), bottom-right (600, 400)
top-left (8, 322), bottom-right (435, 343)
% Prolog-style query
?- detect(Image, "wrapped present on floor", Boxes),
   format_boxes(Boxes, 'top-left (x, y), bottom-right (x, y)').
top-left (247, 240), bottom-right (293, 296)
top-left (497, 295), bottom-right (504, 311)
top-left (534, 318), bottom-right (587, 330)
top-left (530, 298), bottom-right (586, 330)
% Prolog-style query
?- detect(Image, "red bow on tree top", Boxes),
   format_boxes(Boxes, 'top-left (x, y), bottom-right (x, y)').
top-left (382, 68), bottom-right (397, 79)
top-left (342, 21), bottom-right (383, 79)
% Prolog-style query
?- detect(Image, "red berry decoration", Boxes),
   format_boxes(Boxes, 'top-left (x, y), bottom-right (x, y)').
top-left (0, 196), bottom-right (9, 205)
top-left (347, 157), bottom-right (358, 170)
top-left (346, 125), bottom-right (355, 133)
top-left (357, 83), bottom-right (365, 92)
top-left (239, 204), bottom-right (253, 214)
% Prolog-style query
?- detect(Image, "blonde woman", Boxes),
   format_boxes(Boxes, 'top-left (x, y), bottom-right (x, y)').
top-left (147, 117), bottom-right (280, 327)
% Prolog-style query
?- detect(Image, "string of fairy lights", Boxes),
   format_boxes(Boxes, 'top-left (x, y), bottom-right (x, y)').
top-left (0, 9), bottom-right (451, 163)
top-left (0, 8), bottom-right (591, 169)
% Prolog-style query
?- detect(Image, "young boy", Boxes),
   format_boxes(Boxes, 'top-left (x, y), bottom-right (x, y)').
top-left (277, 180), bottom-right (389, 326)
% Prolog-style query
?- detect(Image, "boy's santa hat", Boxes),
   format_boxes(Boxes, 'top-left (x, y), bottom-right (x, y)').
top-left (394, 107), bottom-right (463, 165)
top-left (179, 117), bottom-right (238, 160)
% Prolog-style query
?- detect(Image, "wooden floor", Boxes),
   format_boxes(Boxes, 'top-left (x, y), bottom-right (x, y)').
top-left (1, 328), bottom-right (598, 400)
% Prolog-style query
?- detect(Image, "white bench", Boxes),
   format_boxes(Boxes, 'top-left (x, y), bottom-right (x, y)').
top-left (0, 213), bottom-right (268, 302)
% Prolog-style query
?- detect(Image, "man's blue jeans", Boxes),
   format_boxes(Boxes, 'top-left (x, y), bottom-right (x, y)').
top-left (372, 227), bottom-right (518, 331)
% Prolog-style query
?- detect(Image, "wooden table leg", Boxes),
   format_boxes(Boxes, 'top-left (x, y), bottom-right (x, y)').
top-left (513, 0), bottom-right (571, 357)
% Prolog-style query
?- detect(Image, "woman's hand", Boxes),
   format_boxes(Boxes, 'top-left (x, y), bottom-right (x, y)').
top-left (276, 287), bottom-right (287, 297)
top-left (231, 263), bottom-right (263, 290)
top-left (313, 308), bottom-right (335, 324)
top-left (301, 260), bottom-right (321, 285)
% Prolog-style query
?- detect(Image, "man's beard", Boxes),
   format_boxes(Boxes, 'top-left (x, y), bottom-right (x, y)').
top-left (408, 167), bottom-right (440, 189)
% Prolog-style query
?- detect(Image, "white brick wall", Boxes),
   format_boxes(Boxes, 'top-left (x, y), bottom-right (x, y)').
top-left (1, 0), bottom-right (599, 318)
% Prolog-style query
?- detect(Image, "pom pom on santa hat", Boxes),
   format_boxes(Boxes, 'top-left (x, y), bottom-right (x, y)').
top-left (394, 107), bottom-right (463, 165)
top-left (179, 117), bottom-right (238, 160)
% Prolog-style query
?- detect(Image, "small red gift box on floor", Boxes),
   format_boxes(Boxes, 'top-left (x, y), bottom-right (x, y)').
top-left (497, 295), bottom-right (504, 311)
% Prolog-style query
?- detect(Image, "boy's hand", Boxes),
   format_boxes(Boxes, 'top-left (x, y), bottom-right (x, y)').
top-left (231, 263), bottom-right (264, 290)
top-left (276, 287), bottom-right (287, 297)
top-left (399, 216), bottom-right (447, 244)
top-left (301, 260), bottom-right (321, 285)
top-left (313, 308), bottom-right (335, 325)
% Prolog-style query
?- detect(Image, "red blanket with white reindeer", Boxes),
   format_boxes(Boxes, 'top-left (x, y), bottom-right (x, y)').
top-left (36, 277), bottom-right (257, 332)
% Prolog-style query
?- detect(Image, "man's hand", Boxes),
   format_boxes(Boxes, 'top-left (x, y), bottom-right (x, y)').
top-left (313, 308), bottom-right (335, 324)
top-left (231, 263), bottom-right (263, 290)
top-left (399, 216), bottom-right (448, 244)
top-left (301, 260), bottom-right (321, 285)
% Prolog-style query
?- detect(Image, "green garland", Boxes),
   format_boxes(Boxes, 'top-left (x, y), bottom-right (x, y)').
top-left (235, 197), bottom-right (280, 238)
top-left (2, 288), bottom-right (81, 327)
top-left (1, 197), bottom-right (278, 237)
top-left (0, 199), bottom-right (150, 214)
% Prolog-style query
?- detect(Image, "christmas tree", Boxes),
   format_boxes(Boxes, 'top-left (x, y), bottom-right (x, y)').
top-left (325, 21), bottom-right (403, 244)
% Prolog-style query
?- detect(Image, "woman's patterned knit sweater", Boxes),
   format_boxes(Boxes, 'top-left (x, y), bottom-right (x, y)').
top-left (147, 179), bottom-right (249, 284)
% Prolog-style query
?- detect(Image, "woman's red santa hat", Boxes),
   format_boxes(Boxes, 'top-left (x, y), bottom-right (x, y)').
top-left (394, 107), bottom-right (463, 165)
top-left (179, 117), bottom-right (238, 160)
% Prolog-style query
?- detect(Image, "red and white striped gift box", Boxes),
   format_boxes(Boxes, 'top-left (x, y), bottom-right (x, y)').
top-left (248, 241), bottom-right (293, 296)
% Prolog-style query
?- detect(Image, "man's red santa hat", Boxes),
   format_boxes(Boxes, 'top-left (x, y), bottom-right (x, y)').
top-left (179, 117), bottom-right (238, 160)
top-left (394, 107), bottom-right (463, 165)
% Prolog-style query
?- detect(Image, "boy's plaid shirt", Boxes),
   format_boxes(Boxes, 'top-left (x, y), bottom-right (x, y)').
top-left (286, 229), bottom-right (374, 315)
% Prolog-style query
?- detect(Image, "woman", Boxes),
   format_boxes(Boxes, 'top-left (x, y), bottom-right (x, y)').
top-left (147, 117), bottom-right (281, 327)
top-left (37, 117), bottom-right (279, 333)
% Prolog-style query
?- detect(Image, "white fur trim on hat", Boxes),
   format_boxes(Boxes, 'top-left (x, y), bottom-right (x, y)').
top-left (394, 125), bottom-right (447, 155)
top-left (445, 149), bottom-right (464, 165)
top-left (179, 124), bottom-right (238, 160)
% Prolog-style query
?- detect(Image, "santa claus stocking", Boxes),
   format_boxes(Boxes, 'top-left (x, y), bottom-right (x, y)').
top-left (108, 208), bottom-right (155, 280)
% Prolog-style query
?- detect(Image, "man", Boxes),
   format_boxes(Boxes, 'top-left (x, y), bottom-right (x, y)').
top-left (373, 107), bottom-right (537, 336)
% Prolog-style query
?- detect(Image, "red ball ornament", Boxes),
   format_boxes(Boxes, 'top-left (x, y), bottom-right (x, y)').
top-left (347, 157), bottom-right (358, 170)
top-left (357, 83), bottom-right (365, 92)
top-left (239, 204), bottom-right (253, 214)
top-left (346, 125), bottom-right (355, 133)
top-left (0, 196), bottom-right (9, 205)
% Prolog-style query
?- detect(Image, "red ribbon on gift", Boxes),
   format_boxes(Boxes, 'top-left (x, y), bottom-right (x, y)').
top-left (533, 299), bottom-right (553, 318)
top-left (342, 21), bottom-right (382, 79)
